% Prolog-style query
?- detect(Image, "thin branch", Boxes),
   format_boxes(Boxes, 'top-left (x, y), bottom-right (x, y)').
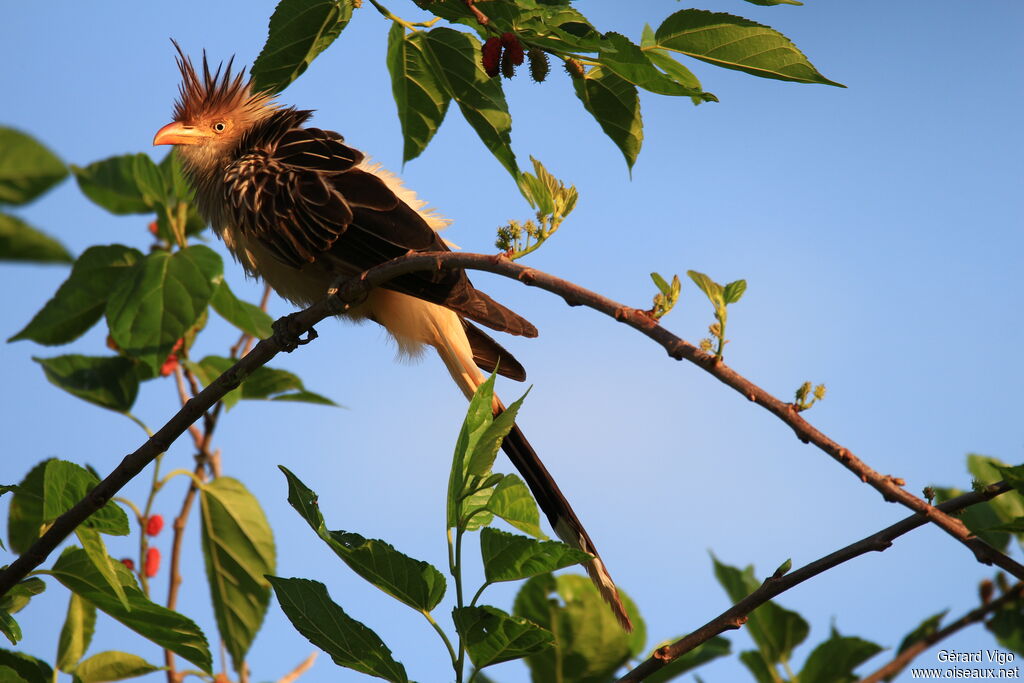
top-left (858, 581), bottom-right (1024, 683)
top-left (2, 252), bottom-right (1019, 596)
top-left (616, 482), bottom-right (1012, 682)
top-left (277, 652), bottom-right (318, 683)
top-left (320, 252), bottom-right (1024, 578)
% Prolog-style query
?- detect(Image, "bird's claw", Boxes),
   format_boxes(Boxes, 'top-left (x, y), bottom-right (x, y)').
top-left (272, 314), bottom-right (317, 352)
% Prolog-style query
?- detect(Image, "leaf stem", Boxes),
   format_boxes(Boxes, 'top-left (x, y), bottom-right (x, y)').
top-left (422, 610), bottom-right (458, 668)
top-left (365, 0), bottom-right (439, 31)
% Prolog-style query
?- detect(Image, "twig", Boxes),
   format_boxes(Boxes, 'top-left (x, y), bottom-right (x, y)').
top-left (616, 482), bottom-right (1013, 682)
top-left (321, 252), bottom-right (1023, 578)
top-left (278, 652), bottom-right (318, 683)
top-left (858, 581), bottom-right (1024, 683)
top-left (2, 252), bottom-right (1019, 596)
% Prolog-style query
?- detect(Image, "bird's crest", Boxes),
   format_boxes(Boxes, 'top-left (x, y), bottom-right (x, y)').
top-left (170, 39), bottom-right (276, 124)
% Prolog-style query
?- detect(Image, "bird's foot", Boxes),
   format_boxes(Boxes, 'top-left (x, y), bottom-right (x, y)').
top-left (272, 313), bottom-right (318, 352)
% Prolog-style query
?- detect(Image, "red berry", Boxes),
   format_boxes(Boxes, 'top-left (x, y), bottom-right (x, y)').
top-left (120, 558), bottom-right (135, 571)
top-left (148, 221), bottom-right (158, 235)
top-left (145, 547), bottom-right (161, 578)
top-left (481, 37), bottom-right (501, 77)
top-left (106, 335), bottom-right (120, 352)
top-left (500, 33), bottom-right (524, 65)
top-left (159, 354), bottom-right (179, 377)
top-left (146, 514), bottom-right (164, 537)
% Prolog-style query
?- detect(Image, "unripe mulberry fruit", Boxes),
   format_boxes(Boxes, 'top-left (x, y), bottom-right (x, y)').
top-left (146, 514), bottom-right (164, 537)
top-left (481, 37), bottom-right (501, 77)
top-left (500, 33), bottom-right (524, 65)
top-left (145, 546), bottom-right (161, 578)
top-left (528, 47), bottom-right (549, 83)
top-left (564, 58), bottom-right (585, 80)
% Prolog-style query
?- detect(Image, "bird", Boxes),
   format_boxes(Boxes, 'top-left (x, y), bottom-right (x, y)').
top-left (153, 44), bottom-right (631, 630)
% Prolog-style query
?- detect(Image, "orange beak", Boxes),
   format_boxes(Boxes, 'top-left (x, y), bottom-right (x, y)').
top-left (153, 122), bottom-right (208, 146)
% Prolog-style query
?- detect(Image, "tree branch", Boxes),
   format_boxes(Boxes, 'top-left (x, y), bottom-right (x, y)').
top-left (858, 581), bottom-right (1024, 683)
top-left (616, 482), bottom-right (1013, 682)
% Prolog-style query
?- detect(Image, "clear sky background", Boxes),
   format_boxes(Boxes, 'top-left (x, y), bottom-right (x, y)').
top-left (2, 1), bottom-right (1023, 681)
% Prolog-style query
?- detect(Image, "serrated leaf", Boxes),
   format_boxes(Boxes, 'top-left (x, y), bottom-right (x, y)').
top-left (10, 245), bottom-right (142, 345)
top-left (0, 127), bottom-right (67, 205)
top-left (75, 528), bottom-right (129, 611)
top-left (74, 651), bottom-right (159, 683)
top-left (210, 280), bottom-right (273, 339)
top-left (199, 477), bottom-right (275, 673)
top-left (480, 528), bottom-right (590, 583)
top-left (49, 547), bottom-right (212, 672)
top-left (279, 466), bottom-right (445, 612)
top-left (72, 155), bottom-right (154, 215)
top-left (515, 574), bottom-right (642, 683)
top-left (643, 636), bottom-right (731, 682)
top-left (467, 390), bottom-right (528, 477)
top-left (57, 593), bottom-right (97, 673)
top-left (251, 0), bottom-right (354, 94)
top-left (449, 374), bottom-right (500, 529)
top-left (34, 355), bottom-right (140, 413)
top-left (655, 10), bottom-right (843, 87)
top-left (800, 629), bottom-right (882, 683)
top-left (453, 605), bottom-right (553, 669)
top-left (7, 461), bottom-right (48, 554)
top-left (267, 576), bottom-right (409, 681)
top-left (0, 578), bottom-right (44, 620)
top-left (420, 28), bottom-right (518, 178)
top-left (723, 279), bottom-right (747, 304)
top-left (487, 474), bottom-right (544, 539)
top-left (42, 460), bottom-right (129, 535)
top-left (0, 212), bottom-right (72, 263)
top-left (573, 67), bottom-right (642, 170)
top-left (387, 24), bottom-right (451, 163)
top-left (0, 650), bottom-right (52, 683)
top-left (106, 245), bottom-right (223, 374)
top-left (687, 270), bottom-right (724, 309)
top-left (599, 32), bottom-right (698, 97)
top-left (712, 556), bottom-right (808, 664)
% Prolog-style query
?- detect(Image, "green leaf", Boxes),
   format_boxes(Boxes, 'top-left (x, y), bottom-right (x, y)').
top-left (723, 279), bottom-right (748, 305)
top-left (267, 576), bottom-right (409, 682)
top-left (279, 466), bottom-right (446, 612)
top-left (420, 28), bottom-right (518, 178)
top-left (9, 244), bottom-right (142, 344)
top-left (189, 356), bottom-right (337, 409)
top-left (49, 547), bottom-right (212, 673)
top-left (158, 150), bottom-right (194, 205)
top-left (72, 155), bottom-right (156, 215)
top-left (968, 455), bottom-right (1024, 545)
top-left (210, 280), bottom-right (273, 339)
top-left (0, 127), bottom-right (67, 205)
top-left (199, 477), bottom-right (276, 673)
top-left (739, 650), bottom-right (776, 683)
top-left (34, 355), bottom-right (139, 413)
top-left (466, 390), bottom-right (528, 477)
top-left (75, 528), bottom-right (129, 611)
top-left (655, 10), bottom-right (844, 87)
top-left (994, 463), bottom-right (1024, 493)
top-left (573, 67), bottom-right (643, 170)
top-left (7, 461), bottom-right (48, 554)
top-left (487, 474), bottom-right (545, 539)
top-left (0, 650), bottom-right (52, 683)
top-left (0, 665), bottom-right (28, 683)
top-left (0, 578), bottom-right (45, 616)
top-left (131, 155), bottom-right (166, 209)
top-left (987, 599), bottom-right (1024, 656)
top-left (251, 0), bottom-right (354, 94)
top-left (0, 212), bottom-right (72, 263)
top-left (799, 628), bottom-right (882, 683)
top-left (599, 32), bottom-right (698, 97)
top-left (57, 593), bottom-right (96, 673)
top-left (643, 636), bottom-right (731, 682)
top-left (895, 610), bottom-right (946, 657)
top-left (43, 460), bottom-right (129, 535)
top-left (934, 486), bottom-right (1012, 551)
top-left (73, 651), bottom-right (159, 683)
top-left (106, 245), bottom-right (223, 374)
top-left (480, 528), bottom-right (590, 583)
top-left (711, 556), bottom-right (808, 664)
top-left (453, 605), bottom-right (553, 670)
top-left (515, 574), bottom-right (642, 682)
top-left (270, 390), bottom-right (336, 405)
top-left (687, 270), bottom-right (724, 309)
top-left (651, 272), bottom-right (672, 296)
top-left (387, 23), bottom-right (451, 164)
top-left (448, 374), bottom-right (500, 529)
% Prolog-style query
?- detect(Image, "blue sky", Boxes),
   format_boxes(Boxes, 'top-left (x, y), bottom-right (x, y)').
top-left (2, 1), bottom-right (1023, 681)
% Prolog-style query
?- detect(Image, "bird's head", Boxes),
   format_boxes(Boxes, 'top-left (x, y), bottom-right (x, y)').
top-left (153, 41), bottom-right (276, 168)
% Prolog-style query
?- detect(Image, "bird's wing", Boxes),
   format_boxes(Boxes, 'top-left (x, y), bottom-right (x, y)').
top-left (224, 121), bottom-right (536, 338)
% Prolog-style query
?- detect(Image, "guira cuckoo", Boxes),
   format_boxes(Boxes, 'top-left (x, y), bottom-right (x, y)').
top-left (153, 46), bottom-right (630, 629)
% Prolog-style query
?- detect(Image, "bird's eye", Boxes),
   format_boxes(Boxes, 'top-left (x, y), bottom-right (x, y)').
top-left (212, 122), bottom-right (227, 133)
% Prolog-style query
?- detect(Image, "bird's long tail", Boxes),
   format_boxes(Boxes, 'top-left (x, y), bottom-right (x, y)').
top-left (409, 296), bottom-right (632, 630)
